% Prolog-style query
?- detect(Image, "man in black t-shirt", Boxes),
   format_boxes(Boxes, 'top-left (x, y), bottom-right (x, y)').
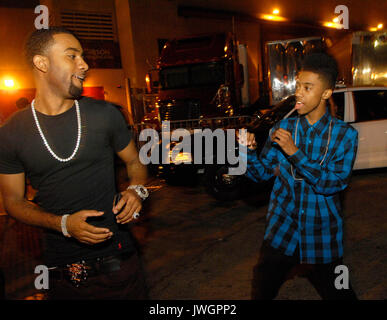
top-left (0, 27), bottom-right (149, 299)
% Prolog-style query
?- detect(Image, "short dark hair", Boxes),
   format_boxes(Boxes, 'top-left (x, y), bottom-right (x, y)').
top-left (24, 26), bottom-right (79, 68)
top-left (299, 53), bottom-right (338, 89)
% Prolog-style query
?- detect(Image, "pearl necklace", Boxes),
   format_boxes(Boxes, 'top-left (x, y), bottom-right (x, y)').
top-left (31, 99), bottom-right (82, 162)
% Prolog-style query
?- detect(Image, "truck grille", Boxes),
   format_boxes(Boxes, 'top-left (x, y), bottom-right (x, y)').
top-left (159, 100), bottom-right (200, 121)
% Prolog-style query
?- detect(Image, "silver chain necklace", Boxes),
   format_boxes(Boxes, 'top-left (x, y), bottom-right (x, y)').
top-left (31, 99), bottom-right (82, 162)
top-left (291, 117), bottom-right (332, 181)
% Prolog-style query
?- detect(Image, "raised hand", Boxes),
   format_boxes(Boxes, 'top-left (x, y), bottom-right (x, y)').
top-left (271, 128), bottom-right (298, 156)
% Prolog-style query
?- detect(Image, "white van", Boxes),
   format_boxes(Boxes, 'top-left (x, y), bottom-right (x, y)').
top-left (331, 86), bottom-right (387, 170)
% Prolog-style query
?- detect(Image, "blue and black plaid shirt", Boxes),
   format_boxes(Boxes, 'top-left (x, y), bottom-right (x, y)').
top-left (243, 110), bottom-right (358, 264)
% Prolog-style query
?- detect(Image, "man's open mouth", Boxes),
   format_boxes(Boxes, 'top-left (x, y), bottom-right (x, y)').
top-left (295, 101), bottom-right (305, 109)
top-left (73, 75), bottom-right (86, 82)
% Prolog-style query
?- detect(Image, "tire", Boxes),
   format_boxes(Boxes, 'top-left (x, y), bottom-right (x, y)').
top-left (204, 164), bottom-right (246, 201)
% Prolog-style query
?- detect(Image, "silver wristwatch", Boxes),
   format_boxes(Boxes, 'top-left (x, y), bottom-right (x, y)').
top-left (127, 185), bottom-right (149, 201)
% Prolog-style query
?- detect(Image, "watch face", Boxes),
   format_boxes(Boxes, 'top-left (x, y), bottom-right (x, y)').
top-left (138, 186), bottom-right (148, 197)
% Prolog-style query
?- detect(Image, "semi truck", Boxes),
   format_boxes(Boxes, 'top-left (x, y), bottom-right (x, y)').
top-left (141, 32), bottom-right (250, 130)
top-left (137, 32), bottom-right (255, 191)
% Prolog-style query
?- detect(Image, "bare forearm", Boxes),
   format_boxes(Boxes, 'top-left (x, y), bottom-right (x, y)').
top-left (3, 198), bottom-right (61, 232)
top-left (126, 158), bottom-right (148, 185)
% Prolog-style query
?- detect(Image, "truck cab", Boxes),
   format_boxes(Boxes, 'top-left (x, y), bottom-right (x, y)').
top-left (143, 33), bottom-right (248, 130)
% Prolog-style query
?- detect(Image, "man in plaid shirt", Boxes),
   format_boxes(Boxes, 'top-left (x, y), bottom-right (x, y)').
top-left (239, 53), bottom-right (358, 299)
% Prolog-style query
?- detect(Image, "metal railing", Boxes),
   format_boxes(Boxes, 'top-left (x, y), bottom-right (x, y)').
top-left (131, 115), bottom-right (253, 149)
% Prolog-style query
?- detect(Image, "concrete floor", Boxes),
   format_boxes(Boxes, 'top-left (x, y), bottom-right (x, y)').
top-left (0, 168), bottom-right (386, 300)
top-left (132, 169), bottom-right (387, 300)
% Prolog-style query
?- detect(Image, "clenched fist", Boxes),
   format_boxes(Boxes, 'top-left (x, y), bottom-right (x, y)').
top-left (236, 129), bottom-right (257, 150)
top-left (271, 128), bottom-right (299, 156)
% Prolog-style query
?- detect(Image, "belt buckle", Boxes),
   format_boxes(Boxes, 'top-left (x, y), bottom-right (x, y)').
top-left (66, 261), bottom-right (90, 287)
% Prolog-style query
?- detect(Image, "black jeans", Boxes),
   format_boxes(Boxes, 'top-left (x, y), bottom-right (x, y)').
top-left (251, 241), bottom-right (357, 300)
top-left (47, 252), bottom-right (148, 300)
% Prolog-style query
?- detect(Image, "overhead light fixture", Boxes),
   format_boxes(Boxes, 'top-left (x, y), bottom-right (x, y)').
top-left (272, 8), bottom-right (280, 15)
top-left (370, 24), bottom-right (383, 31)
top-left (259, 13), bottom-right (287, 22)
top-left (4, 79), bottom-right (15, 88)
top-left (323, 21), bottom-right (341, 29)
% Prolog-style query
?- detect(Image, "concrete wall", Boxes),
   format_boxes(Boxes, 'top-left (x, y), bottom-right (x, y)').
top-left (50, 0), bottom-right (128, 109)
top-left (0, 2), bottom-right (127, 113)
top-left (0, 8), bottom-right (35, 90)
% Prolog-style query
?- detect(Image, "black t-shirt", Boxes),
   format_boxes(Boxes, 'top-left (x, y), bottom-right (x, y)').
top-left (0, 97), bottom-right (135, 266)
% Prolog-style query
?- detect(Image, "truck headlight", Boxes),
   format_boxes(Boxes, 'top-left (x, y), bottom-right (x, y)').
top-left (169, 151), bottom-right (192, 164)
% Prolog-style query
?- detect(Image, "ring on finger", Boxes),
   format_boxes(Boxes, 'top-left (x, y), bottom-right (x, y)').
top-left (133, 212), bottom-right (140, 219)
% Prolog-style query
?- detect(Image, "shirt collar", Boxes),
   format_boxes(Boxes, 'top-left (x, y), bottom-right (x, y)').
top-left (299, 109), bottom-right (331, 136)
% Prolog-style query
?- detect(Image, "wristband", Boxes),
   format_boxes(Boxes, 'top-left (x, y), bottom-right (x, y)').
top-left (61, 214), bottom-right (71, 238)
top-left (127, 185), bottom-right (149, 201)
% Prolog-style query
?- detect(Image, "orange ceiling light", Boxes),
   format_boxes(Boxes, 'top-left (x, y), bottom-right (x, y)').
top-left (323, 21), bottom-right (342, 29)
top-left (4, 79), bottom-right (15, 88)
top-left (369, 23), bottom-right (383, 31)
top-left (259, 13), bottom-right (287, 22)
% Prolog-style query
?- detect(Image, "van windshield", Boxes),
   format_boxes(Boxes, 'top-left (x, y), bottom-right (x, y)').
top-left (159, 62), bottom-right (225, 90)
